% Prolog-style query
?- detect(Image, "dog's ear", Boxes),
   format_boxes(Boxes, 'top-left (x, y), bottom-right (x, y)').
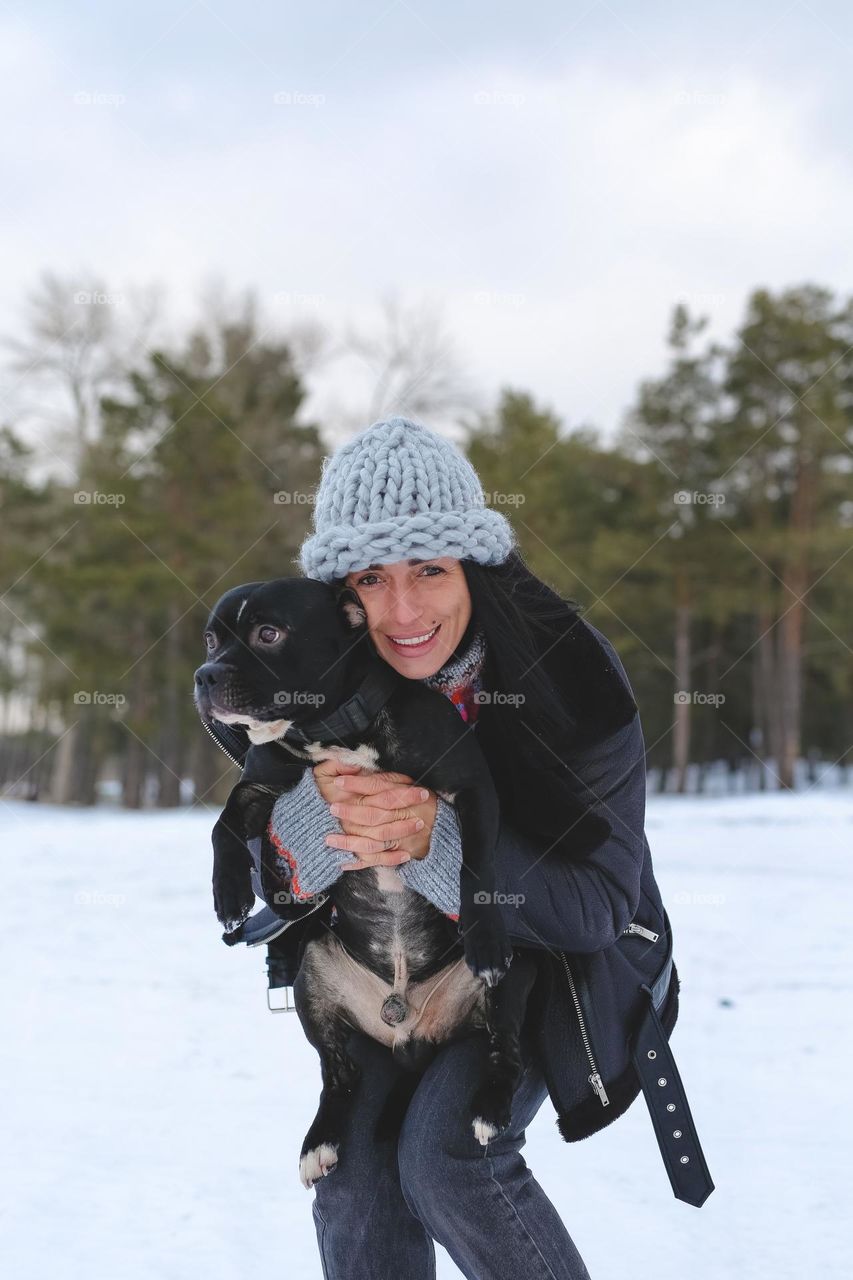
top-left (337, 587), bottom-right (367, 631)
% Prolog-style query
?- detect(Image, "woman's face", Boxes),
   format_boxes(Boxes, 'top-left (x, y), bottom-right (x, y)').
top-left (343, 556), bottom-right (472, 678)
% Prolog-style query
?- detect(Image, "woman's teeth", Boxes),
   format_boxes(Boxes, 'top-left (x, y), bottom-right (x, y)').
top-left (389, 626), bottom-right (439, 648)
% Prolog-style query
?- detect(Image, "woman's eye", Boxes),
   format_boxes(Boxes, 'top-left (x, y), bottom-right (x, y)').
top-left (257, 625), bottom-right (280, 644)
top-left (356, 566), bottom-right (443, 587)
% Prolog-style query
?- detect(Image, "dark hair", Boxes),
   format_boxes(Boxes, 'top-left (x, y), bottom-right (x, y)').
top-left (458, 551), bottom-right (589, 820)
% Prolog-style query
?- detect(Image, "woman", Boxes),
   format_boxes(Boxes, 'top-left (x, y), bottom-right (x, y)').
top-left (207, 418), bottom-right (691, 1279)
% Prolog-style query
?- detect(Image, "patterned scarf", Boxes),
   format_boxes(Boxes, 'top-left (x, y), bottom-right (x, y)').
top-left (419, 626), bottom-right (487, 725)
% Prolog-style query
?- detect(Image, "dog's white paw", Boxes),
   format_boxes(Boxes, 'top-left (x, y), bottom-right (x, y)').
top-left (472, 1117), bottom-right (499, 1146)
top-left (299, 1142), bottom-right (339, 1188)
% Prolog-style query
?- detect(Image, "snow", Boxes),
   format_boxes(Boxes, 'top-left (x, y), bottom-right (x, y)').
top-left (1, 789), bottom-right (850, 1278)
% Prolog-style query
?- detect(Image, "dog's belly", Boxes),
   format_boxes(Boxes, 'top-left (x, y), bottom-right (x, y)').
top-left (300, 931), bottom-right (486, 1053)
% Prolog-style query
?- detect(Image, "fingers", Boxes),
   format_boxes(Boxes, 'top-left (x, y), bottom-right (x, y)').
top-left (328, 800), bottom-right (425, 828)
top-left (334, 771), bottom-right (418, 797)
top-left (329, 813), bottom-right (424, 843)
top-left (326, 831), bottom-right (413, 865)
top-left (332, 781), bottom-right (429, 812)
top-left (313, 759), bottom-right (363, 778)
top-left (315, 766), bottom-right (427, 809)
top-left (324, 829), bottom-right (409, 860)
top-left (369, 785), bottom-right (431, 810)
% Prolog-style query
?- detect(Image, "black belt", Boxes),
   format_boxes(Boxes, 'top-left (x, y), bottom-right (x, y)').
top-left (631, 911), bottom-right (715, 1208)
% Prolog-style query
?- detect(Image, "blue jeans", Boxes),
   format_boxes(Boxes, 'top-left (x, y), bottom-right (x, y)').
top-left (311, 1028), bottom-right (592, 1280)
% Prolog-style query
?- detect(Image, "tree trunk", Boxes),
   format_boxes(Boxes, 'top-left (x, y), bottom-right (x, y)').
top-left (672, 576), bottom-right (691, 794)
top-left (50, 718), bottom-right (79, 803)
top-left (776, 453), bottom-right (815, 788)
top-left (156, 607), bottom-right (183, 807)
top-left (756, 590), bottom-right (783, 787)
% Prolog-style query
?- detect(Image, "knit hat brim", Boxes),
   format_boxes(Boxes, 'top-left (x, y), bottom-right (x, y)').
top-left (299, 506), bottom-right (516, 583)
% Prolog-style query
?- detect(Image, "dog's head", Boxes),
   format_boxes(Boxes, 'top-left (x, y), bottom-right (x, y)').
top-left (193, 577), bottom-right (368, 745)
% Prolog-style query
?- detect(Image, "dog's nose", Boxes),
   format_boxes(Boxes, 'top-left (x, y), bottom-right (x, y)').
top-left (194, 663), bottom-right (223, 691)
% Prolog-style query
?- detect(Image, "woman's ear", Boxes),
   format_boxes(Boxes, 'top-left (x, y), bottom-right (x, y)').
top-left (337, 586), bottom-right (367, 631)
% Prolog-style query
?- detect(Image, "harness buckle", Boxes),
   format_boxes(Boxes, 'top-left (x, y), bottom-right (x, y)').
top-left (267, 984), bottom-right (297, 1013)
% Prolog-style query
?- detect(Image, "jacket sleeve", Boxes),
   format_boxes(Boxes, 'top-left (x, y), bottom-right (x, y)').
top-left (399, 709), bottom-right (647, 954)
top-left (494, 709), bottom-right (646, 952)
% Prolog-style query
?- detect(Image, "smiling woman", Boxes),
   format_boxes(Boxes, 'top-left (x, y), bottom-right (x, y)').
top-left (214, 416), bottom-right (709, 1280)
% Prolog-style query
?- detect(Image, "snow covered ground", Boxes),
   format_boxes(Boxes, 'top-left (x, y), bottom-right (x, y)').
top-left (1, 789), bottom-right (850, 1279)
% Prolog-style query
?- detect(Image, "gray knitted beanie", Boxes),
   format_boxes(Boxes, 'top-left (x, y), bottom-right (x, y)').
top-left (298, 416), bottom-right (516, 583)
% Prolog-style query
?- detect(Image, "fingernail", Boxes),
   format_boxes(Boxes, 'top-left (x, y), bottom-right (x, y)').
top-left (415, 819), bottom-right (424, 830)
top-left (419, 789), bottom-right (429, 801)
top-left (400, 854), bottom-right (411, 862)
top-left (329, 804), bottom-right (341, 816)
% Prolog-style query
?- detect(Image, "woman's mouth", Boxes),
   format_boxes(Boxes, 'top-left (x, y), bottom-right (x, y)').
top-left (386, 624), bottom-right (441, 656)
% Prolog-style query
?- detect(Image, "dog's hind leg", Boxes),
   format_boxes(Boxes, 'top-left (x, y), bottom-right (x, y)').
top-left (294, 968), bottom-right (362, 1189)
top-left (468, 950), bottom-right (537, 1145)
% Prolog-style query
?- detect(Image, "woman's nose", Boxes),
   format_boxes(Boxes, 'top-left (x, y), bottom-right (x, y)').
top-left (385, 591), bottom-right (421, 626)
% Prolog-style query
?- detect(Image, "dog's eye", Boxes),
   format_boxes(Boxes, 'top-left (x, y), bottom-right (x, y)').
top-left (257, 625), bottom-right (282, 645)
top-left (203, 630), bottom-right (216, 652)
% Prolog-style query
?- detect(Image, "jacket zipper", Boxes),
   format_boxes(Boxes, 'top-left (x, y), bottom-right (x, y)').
top-left (559, 951), bottom-right (609, 1107)
top-left (558, 920), bottom-right (660, 1108)
top-left (201, 718), bottom-right (245, 768)
top-left (621, 921), bottom-right (660, 942)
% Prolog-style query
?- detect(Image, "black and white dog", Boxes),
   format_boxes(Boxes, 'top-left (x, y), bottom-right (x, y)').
top-left (194, 578), bottom-right (536, 1187)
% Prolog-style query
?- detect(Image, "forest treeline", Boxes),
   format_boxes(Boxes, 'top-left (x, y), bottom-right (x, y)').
top-left (0, 276), bottom-right (850, 807)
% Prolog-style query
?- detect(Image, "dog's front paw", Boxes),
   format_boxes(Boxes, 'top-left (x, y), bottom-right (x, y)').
top-left (299, 1141), bottom-right (339, 1189)
top-left (213, 870), bottom-right (254, 935)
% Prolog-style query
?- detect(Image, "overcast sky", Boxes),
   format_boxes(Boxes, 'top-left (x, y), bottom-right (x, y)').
top-left (4, 0), bottom-right (853, 445)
